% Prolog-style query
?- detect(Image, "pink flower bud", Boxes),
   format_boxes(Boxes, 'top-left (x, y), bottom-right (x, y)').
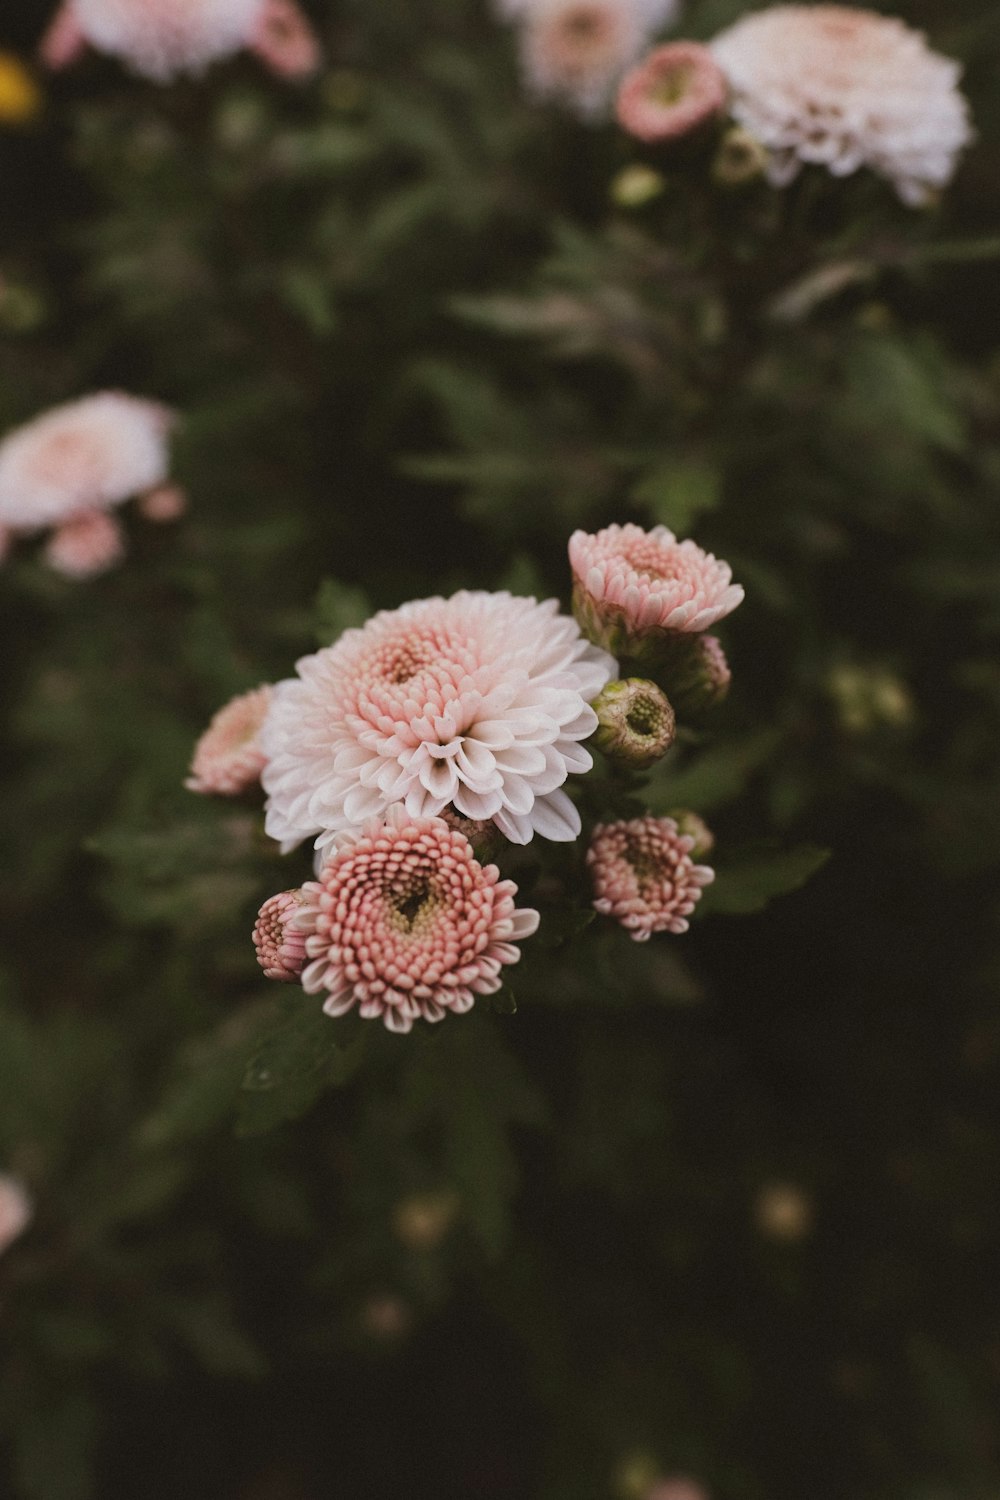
top-left (253, 888), bottom-right (309, 982)
top-left (616, 43), bottom-right (727, 145)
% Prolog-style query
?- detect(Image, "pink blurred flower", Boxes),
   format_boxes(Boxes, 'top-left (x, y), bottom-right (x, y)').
top-left (646, 1482), bottom-right (711, 1500)
top-left (44, 508), bottom-right (125, 579)
top-left (616, 42), bottom-right (726, 143)
top-left (569, 523), bottom-right (743, 660)
top-left (39, 2), bottom-right (88, 70)
top-left (710, 5), bottom-right (972, 206)
top-left (253, 889), bottom-right (309, 982)
top-left (0, 392), bottom-right (173, 532)
top-left (186, 685), bottom-right (273, 797)
top-left (248, 0), bottom-right (321, 79)
top-left (137, 484), bottom-right (187, 523)
top-left (520, 0), bottom-right (678, 119)
top-left (261, 590), bottom-right (615, 852)
top-left (0, 1175), bottom-right (32, 1255)
top-left (40, 0), bottom-right (318, 83)
top-left (587, 814), bottom-right (714, 939)
top-left (297, 807), bottom-right (540, 1034)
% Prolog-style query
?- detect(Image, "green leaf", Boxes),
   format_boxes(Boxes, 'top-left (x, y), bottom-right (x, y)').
top-left (631, 457), bottom-right (721, 532)
top-left (236, 1000), bottom-right (365, 1137)
top-left (699, 843), bottom-right (831, 915)
top-left (314, 578), bottom-right (370, 647)
top-left (644, 728), bottom-right (782, 815)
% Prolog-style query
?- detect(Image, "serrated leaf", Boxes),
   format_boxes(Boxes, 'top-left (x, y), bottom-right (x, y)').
top-left (699, 843), bottom-right (830, 915)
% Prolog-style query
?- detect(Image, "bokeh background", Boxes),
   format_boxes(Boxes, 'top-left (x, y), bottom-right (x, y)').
top-left (2, 2), bottom-right (1000, 1497)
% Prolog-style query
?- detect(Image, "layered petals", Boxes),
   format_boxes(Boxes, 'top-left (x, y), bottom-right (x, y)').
top-left (261, 591), bottom-right (615, 850)
top-left (295, 807), bottom-right (540, 1034)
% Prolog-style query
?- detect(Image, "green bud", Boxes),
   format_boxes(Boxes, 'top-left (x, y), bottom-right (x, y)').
top-left (668, 809), bottom-right (715, 860)
top-left (711, 125), bottom-right (769, 187)
top-left (660, 635), bottom-right (731, 718)
top-left (592, 679), bottom-right (676, 768)
top-left (610, 164), bottom-right (666, 209)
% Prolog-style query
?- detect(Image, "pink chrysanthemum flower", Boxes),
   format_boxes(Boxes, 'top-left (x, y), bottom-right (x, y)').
top-left (709, 5), bottom-right (973, 206)
top-left (253, 889), bottom-right (309, 982)
top-left (569, 523), bottom-right (743, 660)
top-left (261, 591), bottom-right (615, 851)
top-left (0, 392), bottom-right (172, 533)
top-left (616, 42), bottom-right (726, 143)
top-left (587, 814), bottom-right (714, 939)
top-left (0, 1174), bottom-right (33, 1255)
top-left (519, 0), bottom-right (679, 119)
top-left (41, 0), bottom-right (320, 82)
top-left (186, 685), bottom-right (273, 797)
top-left (297, 807), bottom-right (540, 1034)
top-left (44, 508), bottom-right (125, 579)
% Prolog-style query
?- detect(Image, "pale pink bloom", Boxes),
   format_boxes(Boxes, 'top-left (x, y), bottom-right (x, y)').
top-left (40, 1), bottom-right (88, 69)
top-left (261, 591), bottom-right (615, 851)
top-left (647, 1482), bottom-right (710, 1500)
top-left (587, 814), bottom-right (714, 940)
top-left (186, 685), bottom-right (273, 796)
top-left (253, 888), bottom-right (309, 982)
top-left (569, 523), bottom-right (743, 659)
top-left (44, 509), bottom-right (125, 579)
top-left (137, 483), bottom-right (187, 523)
top-left (297, 807), bottom-right (540, 1034)
top-left (0, 1175), bottom-right (32, 1255)
top-left (248, 0), bottom-right (321, 79)
top-left (0, 392), bottom-right (173, 532)
top-left (519, 0), bottom-right (679, 119)
top-left (616, 42), bottom-right (726, 143)
top-left (710, 5), bottom-right (973, 206)
top-left (41, 0), bottom-right (318, 83)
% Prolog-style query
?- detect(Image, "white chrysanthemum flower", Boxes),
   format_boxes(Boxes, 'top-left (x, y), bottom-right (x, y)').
top-left (710, 5), bottom-right (973, 206)
top-left (261, 591), bottom-right (616, 851)
top-left (518, 0), bottom-right (680, 119)
top-left (0, 392), bottom-right (172, 532)
top-left (74, 0), bottom-right (267, 81)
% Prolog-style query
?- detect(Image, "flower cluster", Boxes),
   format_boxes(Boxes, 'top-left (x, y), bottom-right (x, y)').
top-left (190, 524), bottom-right (740, 1032)
top-left (41, 0), bottom-right (321, 83)
top-left (607, 4), bottom-right (972, 203)
top-left (0, 393), bottom-right (179, 579)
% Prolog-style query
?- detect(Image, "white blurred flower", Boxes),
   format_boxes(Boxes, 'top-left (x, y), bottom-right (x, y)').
top-left (710, 5), bottom-right (973, 205)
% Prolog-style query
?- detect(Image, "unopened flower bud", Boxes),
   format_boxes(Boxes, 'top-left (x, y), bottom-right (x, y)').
top-left (138, 484), bottom-right (187, 523)
top-left (667, 810), bottom-right (714, 860)
top-left (826, 664), bottom-right (914, 737)
top-left (614, 1450), bottom-right (661, 1500)
top-left (616, 43), bottom-right (727, 146)
top-left (660, 635), bottom-right (731, 717)
top-left (711, 125), bottom-right (769, 187)
top-left (392, 1190), bottom-right (458, 1252)
top-left (253, 888), bottom-right (309, 982)
top-left (755, 1181), bottom-right (813, 1243)
top-left (610, 163), bottom-right (665, 209)
top-left (592, 679), bottom-right (676, 768)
